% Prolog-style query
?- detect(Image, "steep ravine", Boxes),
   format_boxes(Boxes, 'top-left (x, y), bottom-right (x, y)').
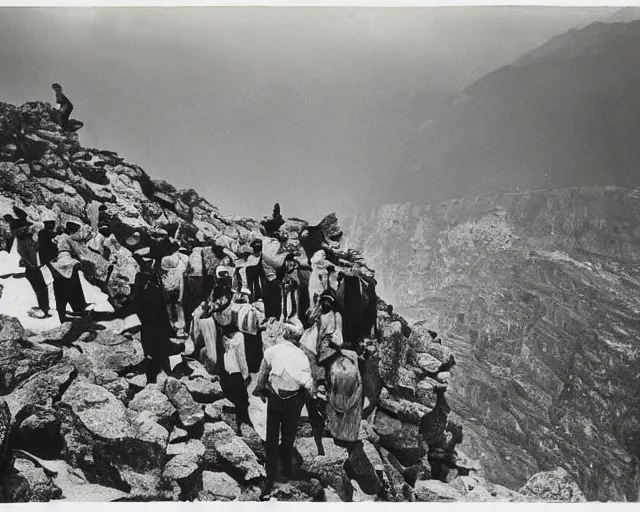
top-left (344, 188), bottom-right (640, 501)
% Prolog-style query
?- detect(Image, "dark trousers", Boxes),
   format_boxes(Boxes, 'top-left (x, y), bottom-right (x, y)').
top-left (58, 105), bottom-right (72, 129)
top-left (263, 279), bottom-right (282, 319)
top-left (246, 265), bottom-right (263, 301)
top-left (52, 268), bottom-right (87, 322)
top-left (221, 371), bottom-right (251, 426)
top-left (265, 389), bottom-right (305, 483)
top-left (146, 356), bottom-right (171, 384)
top-left (244, 332), bottom-right (264, 374)
top-left (183, 275), bottom-right (204, 330)
top-left (24, 265), bottom-right (49, 314)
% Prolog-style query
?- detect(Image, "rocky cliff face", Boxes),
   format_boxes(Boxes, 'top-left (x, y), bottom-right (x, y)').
top-left (344, 187), bottom-right (640, 501)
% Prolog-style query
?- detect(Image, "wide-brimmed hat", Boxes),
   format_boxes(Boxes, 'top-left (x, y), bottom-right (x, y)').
top-left (133, 247), bottom-right (153, 261)
top-left (215, 266), bottom-right (233, 280)
top-left (65, 220), bottom-right (81, 230)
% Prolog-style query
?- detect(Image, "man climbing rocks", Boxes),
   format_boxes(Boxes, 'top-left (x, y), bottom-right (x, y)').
top-left (14, 219), bottom-right (51, 318)
top-left (51, 83), bottom-right (73, 131)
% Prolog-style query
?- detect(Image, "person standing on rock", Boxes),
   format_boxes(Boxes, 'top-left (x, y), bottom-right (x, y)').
top-left (246, 238), bottom-right (281, 320)
top-left (253, 317), bottom-right (315, 498)
top-left (130, 247), bottom-right (173, 384)
top-left (14, 220), bottom-right (51, 318)
top-left (51, 83), bottom-right (73, 131)
top-left (159, 240), bottom-right (188, 338)
top-left (48, 221), bottom-right (91, 323)
top-left (37, 218), bottom-right (58, 268)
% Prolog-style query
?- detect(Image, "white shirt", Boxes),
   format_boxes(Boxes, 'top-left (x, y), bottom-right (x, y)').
top-left (223, 332), bottom-right (249, 379)
top-left (262, 341), bottom-right (313, 393)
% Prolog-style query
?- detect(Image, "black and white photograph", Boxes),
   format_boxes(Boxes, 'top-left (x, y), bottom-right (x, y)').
top-left (0, 4), bottom-right (639, 503)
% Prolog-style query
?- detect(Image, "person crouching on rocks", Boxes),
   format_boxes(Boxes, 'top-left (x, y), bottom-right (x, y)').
top-left (130, 247), bottom-right (173, 384)
top-left (51, 83), bottom-right (73, 131)
top-left (253, 317), bottom-right (315, 499)
top-left (48, 221), bottom-right (92, 323)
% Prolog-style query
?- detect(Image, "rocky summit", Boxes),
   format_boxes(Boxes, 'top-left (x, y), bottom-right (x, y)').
top-left (344, 188), bottom-right (640, 501)
top-left (0, 100), bottom-right (585, 502)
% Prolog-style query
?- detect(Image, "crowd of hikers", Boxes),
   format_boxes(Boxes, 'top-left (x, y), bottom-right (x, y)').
top-left (1, 200), bottom-right (383, 499)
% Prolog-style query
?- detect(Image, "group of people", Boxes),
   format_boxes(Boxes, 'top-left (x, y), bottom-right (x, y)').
top-left (2, 207), bottom-right (93, 322)
top-left (124, 226), bottom-right (368, 497)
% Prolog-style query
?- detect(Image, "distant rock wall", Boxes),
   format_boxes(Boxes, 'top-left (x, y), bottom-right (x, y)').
top-left (344, 188), bottom-right (640, 501)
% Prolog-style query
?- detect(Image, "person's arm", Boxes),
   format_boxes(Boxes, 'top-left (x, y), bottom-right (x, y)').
top-left (252, 356), bottom-right (271, 400)
top-left (298, 361), bottom-right (316, 397)
top-left (236, 335), bottom-right (250, 382)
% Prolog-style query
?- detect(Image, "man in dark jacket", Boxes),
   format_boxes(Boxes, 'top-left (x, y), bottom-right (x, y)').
top-left (37, 220), bottom-right (58, 267)
top-left (14, 222), bottom-right (51, 318)
top-left (130, 247), bottom-right (173, 384)
top-left (51, 83), bottom-right (73, 130)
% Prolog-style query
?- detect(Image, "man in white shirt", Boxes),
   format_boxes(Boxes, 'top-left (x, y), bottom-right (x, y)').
top-left (253, 318), bottom-right (315, 497)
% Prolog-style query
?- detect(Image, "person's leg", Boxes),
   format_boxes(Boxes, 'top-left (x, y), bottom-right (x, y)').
top-left (53, 277), bottom-right (68, 323)
top-left (279, 392), bottom-right (305, 478)
top-left (68, 269), bottom-right (88, 312)
top-left (305, 394), bottom-right (325, 456)
top-left (265, 398), bottom-right (282, 489)
top-left (25, 266), bottom-right (50, 314)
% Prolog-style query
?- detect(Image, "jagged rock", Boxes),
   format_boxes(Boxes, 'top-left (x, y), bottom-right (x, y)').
top-left (57, 380), bottom-right (169, 491)
top-left (126, 374), bottom-right (147, 392)
top-left (519, 468), bottom-right (586, 502)
top-left (2, 453), bottom-right (62, 502)
top-left (169, 426), bottom-right (189, 444)
top-left (0, 314), bottom-right (24, 342)
top-left (0, 399), bottom-right (11, 476)
top-left (415, 377), bottom-right (446, 409)
top-left (372, 409), bottom-right (426, 466)
top-left (436, 371), bottom-right (452, 384)
top-left (166, 439), bottom-right (205, 458)
top-left (412, 352), bottom-right (443, 376)
top-left (14, 406), bottom-right (62, 460)
top-left (0, 332), bottom-right (63, 394)
top-left (28, 322), bottom-right (74, 345)
top-left (162, 453), bottom-right (202, 501)
top-left (75, 330), bottom-right (145, 375)
top-left (197, 471), bottom-right (242, 501)
top-left (294, 437), bottom-right (352, 502)
top-left (377, 319), bottom-right (408, 384)
top-left (183, 376), bottom-right (223, 403)
top-left (381, 461), bottom-right (416, 501)
top-left (128, 384), bottom-right (177, 431)
top-left (163, 377), bottom-right (204, 429)
top-left (201, 421), bottom-right (265, 482)
top-left (414, 480), bottom-right (464, 501)
top-left (204, 399), bottom-right (236, 428)
top-left (266, 479), bottom-right (325, 502)
top-left (95, 371), bottom-right (130, 405)
top-left (5, 363), bottom-right (76, 420)
top-left (239, 423), bottom-right (266, 464)
top-left (378, 387), bottom-right (431, 424)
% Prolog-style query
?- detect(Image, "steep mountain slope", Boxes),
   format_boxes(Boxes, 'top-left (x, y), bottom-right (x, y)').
top-left (344, 187), bottom-right (640, 501)
top-left (397, 19), bottom-right (640, 207)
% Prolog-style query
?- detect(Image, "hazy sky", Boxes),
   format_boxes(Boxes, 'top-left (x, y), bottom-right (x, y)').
top-left (0, 7), bottom-right (616, 222)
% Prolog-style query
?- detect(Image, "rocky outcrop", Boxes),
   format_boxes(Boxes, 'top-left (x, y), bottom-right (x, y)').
top-left (345, 189), bottom-right (640, 501)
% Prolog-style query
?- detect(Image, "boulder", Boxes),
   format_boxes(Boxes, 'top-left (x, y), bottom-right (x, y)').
top-left (163, 377), bottom-right (204, 429)
top-left (57, 380), bottom-right (169, 491)
top-left (1, 453), bottom-right (62, 502)
top-left (74, 330), bottom-right (145, 375)
top-left (198, 471), bottom-right (242, 501)
top-left (14, 406), bottom-right (62, 460)
top-left (377, 320), bottom-right (408, 384)
top-left (414, 480), bottom-right (464, 502)
top-left (0, 314), bottom-right (24, 342)
top-left (266, 479), bottom-right (325, 502)
top-left (372, 409), bottom-right (426, 466)
top-left (169, 426), bottom-right (189, 445)
top-left (415, 377), bottom-right (446, 409)
top-left (5, 363), bottom-right (76, 420)
top-left (204, 399), bottom-right (236, 428)
top-left (0, 333), bottom-right (63, 394)
top-left (378, 387), bottom-right (431, 424)
top-left (183, 376), bottom-right (223, 403)
top-left (129, 384), bottom-right (177, 431)
top-left (239, 423), bottom-right (266, 463)
top-left (166, 439), bottom-right (206, 458)
top-left (201, 421), bottom-right (265, 482)
top-left (294, 437), bottom-right (352, 502)
top-left (519, 467), bottom-right (587, 502)
top-left (411, 352), bottom-right (443, 376)
top-left (162, 453), bottom-right (202, 501)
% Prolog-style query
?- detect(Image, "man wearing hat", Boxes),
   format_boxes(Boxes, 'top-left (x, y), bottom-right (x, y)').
top-left (37, 217), bottom-right (58, 268)
top-left (48, 220), bottom-right (91, 323)
top-left (130, 247), bottom-right (173, 384)
top-left (246, 238), bottom-right (282, 320)
top-left (253, 317), bottom-right (315, 498)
